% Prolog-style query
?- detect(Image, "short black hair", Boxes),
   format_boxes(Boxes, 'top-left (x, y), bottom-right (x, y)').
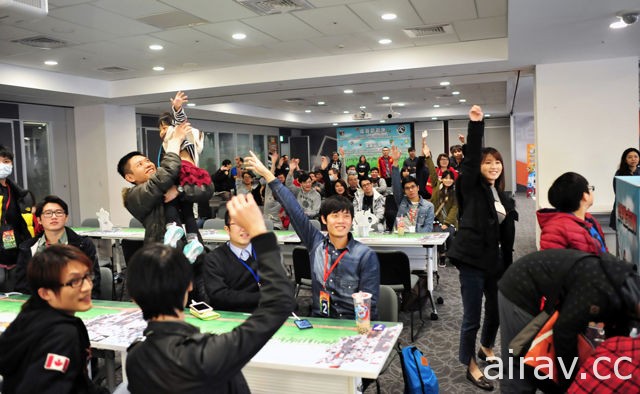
top-left (401, 176), bottom-right (418, 190)
top-left (35, 195), bottom-right (69, 217)
top-left (450, 145), bottom-right (462, 154)
top-left (117, 151), bottom-right (144, 179)
top-left (0, 145), bottom-right (14, 161)
top-left (127, 244), bottom-right (192, 321)
top-left (221, 159), bottom-right (232, 166)
top-left (224, 209), bottom-right (231, 226)
top-left (298, 173), bottom-right (311, 183)
top-left (548, 172), bottom-right (589, 212)
top-left (242, 170), bottom-right (255, 178)
top-left (27, 245), bottom-right (92, 297)
top-left (408, 147), bottom-right (415, 153)
top-left (158, 112), bottom-right (174, 128)
top-left (370, 167), bottom-right (379, 172)
top-left (319, 195), bottom-right (354, 220)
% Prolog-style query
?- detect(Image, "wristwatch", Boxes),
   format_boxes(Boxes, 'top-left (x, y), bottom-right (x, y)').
top-left (177, 186), bottom-right (184, 193)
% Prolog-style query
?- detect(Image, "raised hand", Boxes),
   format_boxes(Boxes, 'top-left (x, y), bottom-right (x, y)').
top-left (390, 145), bottom-right (402, 163)
top-left (339, 147), bottom-right (345, 157)
top-left (172, 122), bottom-right (191, 142)
top-left (289, 158), bottom-right (299, 171)
top-left (244, 151), bottom-right (274, 182)
top-left (422, 142), bottom-right (431, 158)
top-left (270, 151), bottom-right (279, 162)
top-left (320, 156), bottom-right (329, 170)
top-left (226, 193), bottom-right (267, 237)
top-left (469, 105), bottom-right (483, 122)
top-left (458, 133), bottom-right (465, 144)
top-left (171, 91), bottom-right (188, 111)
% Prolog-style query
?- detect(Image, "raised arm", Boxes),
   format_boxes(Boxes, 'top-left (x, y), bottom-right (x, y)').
top-left (171, 91), bottom-right (188, 124)
top-left (339, 147), bottom-right (348, 180)
top-left (459, 105), bottom-right (484, 189)
top-left (391, 145), bottom-right (403, 205)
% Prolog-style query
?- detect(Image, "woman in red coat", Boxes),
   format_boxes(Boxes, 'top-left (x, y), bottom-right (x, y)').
top-left (537, 172), bottom-right (607, 254)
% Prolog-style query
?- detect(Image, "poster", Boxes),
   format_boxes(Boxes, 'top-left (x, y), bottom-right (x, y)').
top-left (614, 176), bottom-right (640, 271)
top-left (336, 124), bottom-right (413, 169)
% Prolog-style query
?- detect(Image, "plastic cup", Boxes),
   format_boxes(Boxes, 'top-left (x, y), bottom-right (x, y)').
top-left (352, 291), bottom-right (372, 334)
top-left (357, 224), bottom-right (370, 237)
top-left (396, 217), bottom-right (405, 236)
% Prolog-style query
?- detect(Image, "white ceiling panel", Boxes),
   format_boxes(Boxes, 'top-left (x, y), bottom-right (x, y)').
top-left (161, 0), bottom-right (257, 23)
top-left (194, 21), bottom-right (279, 46)
top-left (293, 5), bottom-right (372, 35)
top-left (411, 0), bottom-right (477, 26)
top-left (222, 46), bottom-right (284, 64)
top-left (357, 29), bottom-right (417, 49)
top-left (348, 0), bottom-right (424, 30)
top-left (14, 17), bottom-right (119, 45)
top-left (0, 41), bottom-right (34, 58)
top-left (49, 4), bottom-right (160, 36)
top-left (305, 34), bottom-right (375, 54)
top-left (48, 0), bottom-right (93, 6)
top-left (0, 25), bottom-right (35, 41)
top-left (476, 0), bottom-right (507, 18)
top-left (410, 33), bottom-right (461, 48)
top-left (149, 27), bottom-right (235, 50)
top-left (307, 0), bottom-right (363, 6)
top-left (242, 14), bottom-right (322, 41)
top-left (454, 16), bottom-right (507, 41)
top-left (264, 40), bottom-right (329, 59)
top-left (93, 0), bottom-right (176, 19)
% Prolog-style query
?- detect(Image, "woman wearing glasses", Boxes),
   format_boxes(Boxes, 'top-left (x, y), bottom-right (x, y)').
top-left (14, 195), bottom-right (101, 297)
top-left (537, 172), bottom-right (607, 254)
top-left (0, 244), bottom-right (108, 394)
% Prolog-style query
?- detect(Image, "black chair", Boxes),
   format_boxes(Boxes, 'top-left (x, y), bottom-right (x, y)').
top-left (81, 218), bottom-right (99, 227)
top-left (115, 239), bottom-right (143, 300)
top-left (129, 217), bottom-right (143, 228)
top-left (376, 250), bottom-right (423, 341)
top-left (292, 246), bottom-right (312, 297)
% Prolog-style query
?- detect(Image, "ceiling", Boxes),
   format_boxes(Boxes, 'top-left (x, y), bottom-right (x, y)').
top-left (0, 0), bottom-right (638, 127)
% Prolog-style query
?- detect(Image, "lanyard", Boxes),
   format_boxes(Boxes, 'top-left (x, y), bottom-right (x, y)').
top-left (1, 184), bottom-right (11, 225)
top-left (235, 249), bottom-right (260, 286)
top-left (323, 247), bottom-right (348, 289)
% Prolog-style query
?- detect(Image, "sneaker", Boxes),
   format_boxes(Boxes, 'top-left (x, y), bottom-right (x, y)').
top-left (164, 224), bottom-right (185, 247)
top-left (183, 239), bottom-right (204, 263)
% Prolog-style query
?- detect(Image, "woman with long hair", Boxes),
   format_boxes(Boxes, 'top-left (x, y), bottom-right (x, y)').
top-left (447, 105), bottom-right (517, 391)
top-left (426, 153), bottom-right (458, 196)
top-left (610, 147), bottom-right (640, 229)
top-left (333, 179), bottom-right (353, 201)
top-left (356, 155), bottom-right (370, 181)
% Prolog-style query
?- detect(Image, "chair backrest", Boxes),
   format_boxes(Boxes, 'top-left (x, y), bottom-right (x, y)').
top-left (121, 240), bottom-right (144, 265)
top-left (81, 218), bottom-right (99, 227)
top-left (129, 217), bottom-right (143, 228)
top-left (203, 218), bottom-right (226, 230)
top-left (376, 250), bottom-right (412, 291)
top-left (378, 285), bottom-right (399, 322)
top-left (216, 205), bottom-right (228, 220)
top-left (264, 219), bottom-right (274, 231)
top-left (309, 219), bottom-right (321, 230)
top-left (292, 246), bottom-right (312, 285)
top-left (99, 267), bottom-right (113, 300)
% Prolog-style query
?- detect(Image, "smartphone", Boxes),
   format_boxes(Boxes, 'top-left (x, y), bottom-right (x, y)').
top-left (294, 319), bottom-right (313, 330)
top-left (189, 302), bottom-right (220, 320)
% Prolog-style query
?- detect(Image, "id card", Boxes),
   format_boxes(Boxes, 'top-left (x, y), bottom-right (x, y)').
top-left (2, 229), bottom-right (16, 250)
top-left (319, 290), bottom-right (330, 316)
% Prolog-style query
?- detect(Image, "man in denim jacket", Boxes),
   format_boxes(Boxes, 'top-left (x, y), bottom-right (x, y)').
top-left (391, 146), bottom-right (435, 233)
top-left (246, 152), bottom-right (379, 320)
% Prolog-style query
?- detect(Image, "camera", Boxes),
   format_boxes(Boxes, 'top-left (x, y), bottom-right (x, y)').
top-left (622, 13), bottom-right (638, 25)
top-left (387, 113), bottom-right (393, 119)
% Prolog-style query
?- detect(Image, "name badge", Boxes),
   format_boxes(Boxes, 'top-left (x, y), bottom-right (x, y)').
top-left (319, 290), bottom-right (330, 316)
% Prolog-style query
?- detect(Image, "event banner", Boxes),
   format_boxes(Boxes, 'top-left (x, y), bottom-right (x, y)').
top-left (336, 124), bottom-right (413, 168)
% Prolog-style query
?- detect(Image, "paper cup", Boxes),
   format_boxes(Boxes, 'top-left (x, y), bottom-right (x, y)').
top-left (352, 291), bottom-right (372, 334)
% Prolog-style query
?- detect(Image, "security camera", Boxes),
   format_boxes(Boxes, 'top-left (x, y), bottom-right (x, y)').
top-left (387, 113), bottom-right (393, 119)
top-left (622, 12), bottom-right (638, 24)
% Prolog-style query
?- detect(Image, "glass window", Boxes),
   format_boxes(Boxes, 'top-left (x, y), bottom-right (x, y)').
top-left (253, 134), bottom-right (265, 163)
top-left (200, 132), bottom-right (217, 173)
top-left (236, 134), bottom-right (251, 158)
top-left (218, 132), bottom-right (234, 166)
top-left (23, 122), bottom-right (51, 200)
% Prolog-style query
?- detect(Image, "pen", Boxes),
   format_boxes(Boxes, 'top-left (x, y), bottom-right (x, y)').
top-left (291, 312), bottom-right (302, 321)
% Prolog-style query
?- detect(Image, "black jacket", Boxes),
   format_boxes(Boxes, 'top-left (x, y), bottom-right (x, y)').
top-left (14, 227), bottom-right (102, 298)
top-left (202, 243), bottom-right (260, 312)
top-left (499, 249), bottom-right (635, 389)
top-left (213, 168), bottom-right (235, 193)
top-left (447, 120), bottom-right (517, 275)
top-left (0, 297), bottom-right (107, 394)
top-left (126, 232), bottom-right (295, 394)
top-left (0, 179), bottom-right (33, 260)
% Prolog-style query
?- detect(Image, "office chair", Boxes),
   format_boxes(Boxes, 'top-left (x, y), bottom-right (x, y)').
top-left (203, 218), bottom-right (226, 230)
top-left (292, 246), bottom-right (312, 297)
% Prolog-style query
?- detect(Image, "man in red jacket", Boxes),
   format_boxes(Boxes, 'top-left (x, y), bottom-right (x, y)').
top-left (537, 172), bottom-right (607, 254)
top-left (377, 147), bottom-right (393, 187)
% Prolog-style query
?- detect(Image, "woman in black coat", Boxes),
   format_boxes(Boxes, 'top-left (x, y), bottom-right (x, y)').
top-left (609, 147), bottom-right (640, 229)
top-left (447, 105), bottom-right (518, 391)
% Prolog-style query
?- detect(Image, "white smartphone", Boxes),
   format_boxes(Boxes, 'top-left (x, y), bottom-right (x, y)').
top-left (422, 130), bottom-right (428, 138)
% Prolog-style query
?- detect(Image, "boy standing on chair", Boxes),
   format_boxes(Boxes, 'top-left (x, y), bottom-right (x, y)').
top-left (246, 152), bottom-right (380, 320)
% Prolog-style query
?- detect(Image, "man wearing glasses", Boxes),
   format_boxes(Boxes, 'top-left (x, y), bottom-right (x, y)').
top-left (14, 195), bottom-right (102, 298)
top-left (391, 146), bottom-right (435, 233)
top-left (0, 244), bottom-right (108, 394)
top-left (353, 179), bottom-right (385, 227)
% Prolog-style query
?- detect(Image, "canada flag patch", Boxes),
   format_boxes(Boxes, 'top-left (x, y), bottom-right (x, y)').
top-left (44, 353), bottom-right (70, 373)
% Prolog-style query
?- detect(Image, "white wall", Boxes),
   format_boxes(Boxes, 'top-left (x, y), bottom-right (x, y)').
top-left (535, 57), bottom-right (639, 213)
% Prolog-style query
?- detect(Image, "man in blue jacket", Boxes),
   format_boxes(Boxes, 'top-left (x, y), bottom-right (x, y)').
top-left (246, 152), bottom-right (379, 320)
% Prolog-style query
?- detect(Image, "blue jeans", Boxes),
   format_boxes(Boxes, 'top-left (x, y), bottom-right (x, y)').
top-left (457, 263), bottom-right (500, 365)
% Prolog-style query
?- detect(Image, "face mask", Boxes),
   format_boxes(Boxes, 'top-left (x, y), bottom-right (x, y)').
top-left (329, 175), bottom-right (337, 182)
top-left (348, 170), bottom-right (357, 176)
top-left (0, 163), bottom-right (12, 179)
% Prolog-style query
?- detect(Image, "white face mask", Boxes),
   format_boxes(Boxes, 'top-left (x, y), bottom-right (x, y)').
top-left (0, 163), bottom-right (12, 179)
top-left (329, 175), bottom-right (337, 182)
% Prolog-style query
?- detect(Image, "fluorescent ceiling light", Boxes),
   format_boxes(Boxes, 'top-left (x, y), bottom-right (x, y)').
top-left (343, 89), bottom-right (354, 94)
top-left (459, 99), bottom-right (466, 103)
top-left (381, 13), bottom-right (397, 20)
top-left (305, 109), bottom-right (311, 113)
top-left (332, 123), bottom-right (338, 126)
top-left (317, 101), bottom-right (325, 105)
top-left (44, 60), bottom-right (58, 66)
top-left (439, 81), bottom-right (450, 86)
top-left (431, 117), bottom-right (438, 120)
top-left (153, 66), bottom-right (164, 71)
top-left (232, 33), bottom-right (247, 40)
top-left (187, 103), bottom-right (196, 107)
top-left (149, 44), bottom-right (163, 50)
top-left (382, 96), bottom-right (390, 100)
top-left (452, 91), bottom-right (460, 95)
top-left (378, 38), bottom-right (392, 45)
top-left (359, 105), bottom-right (366, 109)
top-left (433, 104), bottom-right (440, 108)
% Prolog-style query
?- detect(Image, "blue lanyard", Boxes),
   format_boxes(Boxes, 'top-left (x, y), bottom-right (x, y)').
top-left (235, 248), bottom-right (260, 286)
top-left (586, 219), bottom-right (606, 253)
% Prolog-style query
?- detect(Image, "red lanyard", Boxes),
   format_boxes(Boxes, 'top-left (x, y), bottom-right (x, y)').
top-left (323, 247), bottom-right (348, 289)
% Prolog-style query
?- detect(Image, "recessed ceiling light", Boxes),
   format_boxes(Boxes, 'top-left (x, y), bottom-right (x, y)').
top-left (439, 81), bottom-right (450, 86)
top-left (379, 120), bottom-right (386, 123)
top-left (186, 103), bottom-right (196, 107)
top-left (452, 91), bottom-right (460, 95)
top-left (396, 103), bottom-right (405, 107)
top-left (431, 117), bottom-right (438, 120)
top-left (152, 66), bottom-right (164, 71)
top-left (459, 99), bottom-right (467, 103)
top-left (232, 33), bottom-right (246, 40)
top-left (609, 20), bottom-right (628, 29)
top-left (305, 109), bottom-right (312, 113)
top-left (359, 105), bottom-right (366, 109)
top-left (433, 104), bottom-right (440, 108)
top-left (485, 114), bottom-right (491, 117)
top-left (44, 60), bottom-right (58, 66)
top-left (378, 38), bottom-right (392, 45)
top-left (343, 110), bottom-right (350, 114)
top-left (382, 96), bottom-right (390, 100)
top-left (381, 13), bottom-right (397, 20)
top-left (317, 101), bottom-right (325, 105)
top-left (149, 44), bottom-right (163, 51)
top-left (332, 122), bottom-right (339, 126)
top-left (343, 89), bottom-right (354, 94)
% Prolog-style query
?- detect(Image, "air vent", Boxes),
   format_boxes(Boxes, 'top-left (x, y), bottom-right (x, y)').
top-left (403, 24), bottom-right (453, 38)
top-left (98, 66), bottom-right (131, 73)
top-left (12, 35), bottom-right (65, 49)
top-left (235, 0), bottom-right (314, 15)
top-left (283, 98), bottom-right (305, 103)
top-left (137, 11), bottom-right (207, 29)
